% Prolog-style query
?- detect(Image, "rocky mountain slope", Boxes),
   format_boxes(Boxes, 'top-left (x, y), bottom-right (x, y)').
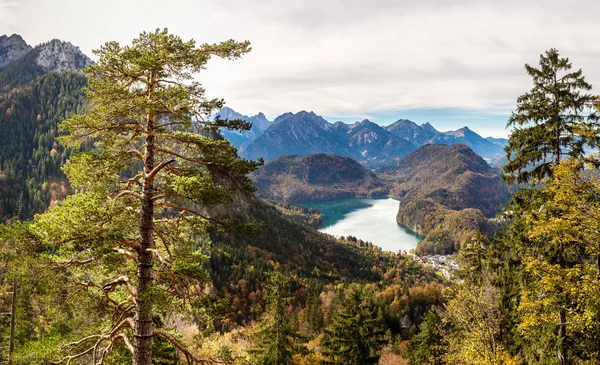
top-left (385, 119), bottom-right (505, 162)
top-left (252, 153), bottom-right (388, 202)
top-left (0, 34), bottom-right (32, 70)
top-left (0, 36), bottom-right (92, 90)
top-left (229, 108), bottom-right (506, 167)
top-left (217, 106), bottom-right (271, 148)
top-left (332, 119), bottom-right (416, 168)
top-left (240, 111), bottom-right (361, 161)
top-left (380, 144), bottom-right (511, 254)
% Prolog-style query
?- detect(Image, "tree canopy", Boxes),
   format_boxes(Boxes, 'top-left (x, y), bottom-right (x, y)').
top-left (504, 48), bottom-right (599, 185)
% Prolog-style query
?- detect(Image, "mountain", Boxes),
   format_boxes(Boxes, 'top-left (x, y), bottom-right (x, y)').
top-left (0, 35), bottom-right (92, 221)
top-left (333, 120), bottom-right (416, 167)
top-left (428, 126), bottom-right (505, 162)
top-left (0, 37), bottom-right (92, 90)
top-left (217, 107), bottom-right (271, 148)
top-left (252, 153), bottom-right (388, 202)
top-left (239, 111), bottom-right (360, 162)
top-left (385, 119), bottom-right (438, 145)
top-left (380, 144), bottom-right (511, 255)
top-left (385, 119), bottom-right (506, 163)
top-left (231, 107), bottom-right (507, 167)
top-left (0, 34), bottom-right (32, 70)
top-left (239, 111), bottom-right (418, 166)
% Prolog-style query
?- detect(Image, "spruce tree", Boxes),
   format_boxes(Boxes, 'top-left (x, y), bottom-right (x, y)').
top-left (404, 308), bottom-right (446, 365)
top-left (249, 266), bottom-right (305, 365)
top-left (320, 285), bottom-right (386, 365)
top-left (504, 48), bottom-right (599, 185)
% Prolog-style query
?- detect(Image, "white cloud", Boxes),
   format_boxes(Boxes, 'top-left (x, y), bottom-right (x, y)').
top-left (1, 0), bottom-right (599, 137)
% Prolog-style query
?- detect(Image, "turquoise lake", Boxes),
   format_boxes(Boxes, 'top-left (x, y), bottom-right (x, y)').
top-left (300, 197), bottom-right (423, 252)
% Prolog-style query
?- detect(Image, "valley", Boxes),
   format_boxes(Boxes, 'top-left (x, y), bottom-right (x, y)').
top-left (2, 19), bottom-right (596, 365)
top-left (300, 197), bottom-right (424, 252)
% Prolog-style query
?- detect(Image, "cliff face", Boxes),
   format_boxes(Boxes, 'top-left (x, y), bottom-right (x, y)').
top-left (251, 153), bottom-right (389, 203)
top-left (34, 39), bottom-right (93, 72)
top-left (0, 34), bottom-right (32, 70)
top-left (0, 36), bottom-right (93, 90)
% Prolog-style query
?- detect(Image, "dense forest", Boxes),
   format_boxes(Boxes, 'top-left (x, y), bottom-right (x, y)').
top-left (0, 72), bottom-right (87, 222)
top-left (1, 29), bottom-right (600, 365)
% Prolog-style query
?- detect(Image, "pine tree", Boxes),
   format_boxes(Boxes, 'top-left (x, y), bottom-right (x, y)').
top-left (320, 285), bottom-right (387, 365)
top-left (249, 266), bottom-right (305, 365)
top-left (31, 29), bottom-right (259, 365)
top-left (504, 48), bottom-right (599, 185)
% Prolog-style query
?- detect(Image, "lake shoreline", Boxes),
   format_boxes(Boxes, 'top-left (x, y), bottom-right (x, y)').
top-left (298, 197), bottom-right (424, 252)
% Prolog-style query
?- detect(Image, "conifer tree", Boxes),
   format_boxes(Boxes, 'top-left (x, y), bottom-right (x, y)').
top-left (518, 159), bottom-right (600, 364)
top-left (504, 48), bottom-right (599, 185)
top-left (404, 308), bottom-right (446, 365)
top-left (33, 29), bottom-right (259, 365)
top-left (249, 266), bottom-right (305, 365)
top-left (320, 285), bottom-right (386, 365)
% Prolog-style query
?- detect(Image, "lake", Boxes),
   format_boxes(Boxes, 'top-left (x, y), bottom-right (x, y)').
top-left (300, 197), bottom-right (423, 252)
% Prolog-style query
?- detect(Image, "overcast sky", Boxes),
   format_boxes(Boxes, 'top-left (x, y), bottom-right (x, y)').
top-left (1, 0), bottom-right (599, 137)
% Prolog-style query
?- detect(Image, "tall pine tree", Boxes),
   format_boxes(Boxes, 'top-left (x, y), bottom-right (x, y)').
top-left (41, 29), bottom-right (259, 365)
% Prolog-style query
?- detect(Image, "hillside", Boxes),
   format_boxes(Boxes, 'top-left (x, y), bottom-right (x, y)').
top-left (0, 72), bottom-right (88, 222)
top-left (380, 144), bottom-right (511, 254)
top-left (252, 153), bottom-right (388, 202)
top-left (0, 34), bottom-right (91, 222)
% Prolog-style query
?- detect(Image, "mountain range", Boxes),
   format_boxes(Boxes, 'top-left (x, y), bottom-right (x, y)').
top-left (219, 108), bottom-right (508, 167)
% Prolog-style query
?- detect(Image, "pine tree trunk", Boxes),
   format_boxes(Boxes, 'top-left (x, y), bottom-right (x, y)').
top-left (134, 76), bottom-right (156, 365)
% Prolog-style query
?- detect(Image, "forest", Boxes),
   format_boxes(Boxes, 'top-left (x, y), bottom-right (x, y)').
top-left (1, 29), bottom-right (600, 365)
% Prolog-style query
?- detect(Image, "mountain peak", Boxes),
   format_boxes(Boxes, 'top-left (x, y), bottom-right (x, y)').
top-left (420, 122), bottom-right (439, 133)
top-left (0, 33), bottom-right (32, 70)
top-left (34, 39), bottom-right (92, 72)
top-left (273, 112), bottom-right (295, 125)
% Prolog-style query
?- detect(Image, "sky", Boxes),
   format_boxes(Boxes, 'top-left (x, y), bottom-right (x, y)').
top-left (1, 0), bottom-right (600, 137)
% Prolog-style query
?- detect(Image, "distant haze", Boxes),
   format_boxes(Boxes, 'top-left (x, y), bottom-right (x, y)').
top-left (2, 0), bottom-right (600, 137)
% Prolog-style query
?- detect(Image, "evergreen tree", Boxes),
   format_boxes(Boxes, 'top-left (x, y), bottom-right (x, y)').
top-left (32, 29), bottom-right (258, 365)
top-left (500, 48), bottom-right (600, 364)
top-left (249, 266), bottom-right (305, 365)
top-left (504, 48), bottom-right (599, 185)
top-left (404, 307), bottom-right (446, 365)
top-left (320, 285), bottom-right (386, 365)
top-left (517, 159), bottom-right (600, 364)
top-left (305, 281), bottom-right (324, 335)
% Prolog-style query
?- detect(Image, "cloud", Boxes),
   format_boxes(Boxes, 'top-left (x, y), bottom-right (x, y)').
top-left (0, 0), bottom-right (21, 32)
top-left (3, 0), bottom-right (600, 137)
